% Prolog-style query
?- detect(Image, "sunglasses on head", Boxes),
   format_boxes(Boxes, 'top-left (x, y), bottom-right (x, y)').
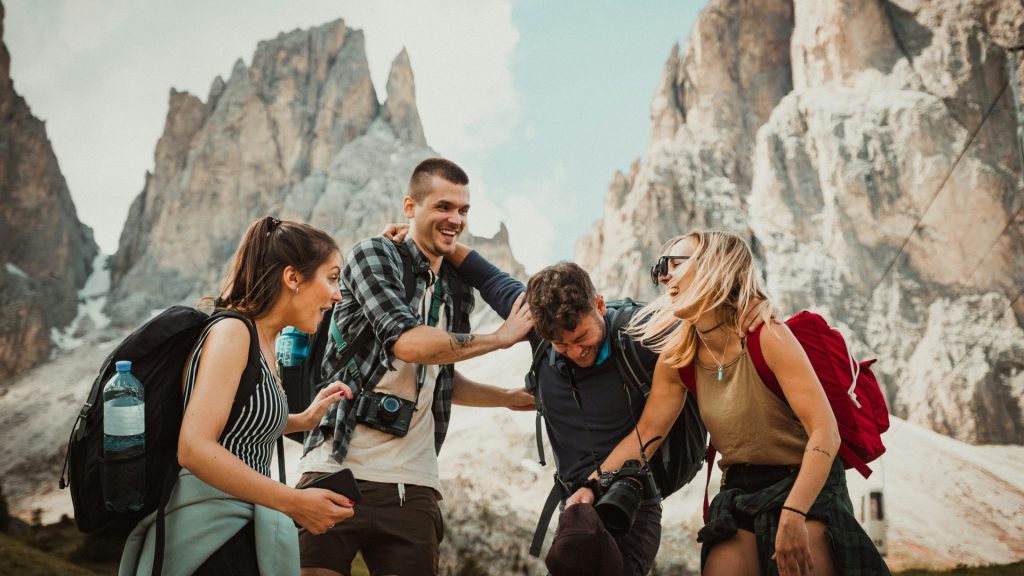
top-left (650, 255), bottom-right (690, 287)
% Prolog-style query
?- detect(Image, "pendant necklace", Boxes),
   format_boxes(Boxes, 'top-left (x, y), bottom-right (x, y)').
top-left (696, 328), bottom-right (728, 382)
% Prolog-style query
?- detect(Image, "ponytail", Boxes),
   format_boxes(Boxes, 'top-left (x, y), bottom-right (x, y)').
top-left (201, 216), bottom-right (338, 319)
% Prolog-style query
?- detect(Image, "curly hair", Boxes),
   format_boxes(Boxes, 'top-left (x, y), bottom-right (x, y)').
top-left (526, 262), bottom-right (598, 341)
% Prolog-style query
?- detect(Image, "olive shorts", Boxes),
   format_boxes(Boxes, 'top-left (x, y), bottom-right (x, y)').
top-left (298, 474), bottom-right (444, 576)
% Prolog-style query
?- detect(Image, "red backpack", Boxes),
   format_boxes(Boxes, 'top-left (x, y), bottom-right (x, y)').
top-left (679, 311), bottom-right (889, 519)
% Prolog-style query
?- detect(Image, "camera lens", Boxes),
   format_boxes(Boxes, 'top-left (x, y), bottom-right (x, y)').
top-left (379, 395), bottom-right (402, 422)
top-left (595, 477), bottom-right (644, 536)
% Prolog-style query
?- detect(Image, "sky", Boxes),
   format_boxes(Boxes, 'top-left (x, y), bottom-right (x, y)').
top-left (4, 0), bottom-right (703, 273)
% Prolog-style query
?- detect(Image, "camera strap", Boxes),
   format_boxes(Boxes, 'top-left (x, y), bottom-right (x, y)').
top-left (412, 275), bottom-right (445, 409)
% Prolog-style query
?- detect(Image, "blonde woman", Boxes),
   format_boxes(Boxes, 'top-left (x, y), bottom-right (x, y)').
top-left (595, 230), bottom-right (888, 576)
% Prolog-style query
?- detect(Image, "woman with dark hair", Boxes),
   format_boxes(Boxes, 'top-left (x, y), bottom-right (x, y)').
top-left (120, 217), bottom-right (355, 576)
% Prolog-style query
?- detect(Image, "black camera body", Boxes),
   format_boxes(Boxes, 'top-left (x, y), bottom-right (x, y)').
top-left (595, 459), bottom-right (660, 536)
top-left (353, 390), bottom-right (416, 437)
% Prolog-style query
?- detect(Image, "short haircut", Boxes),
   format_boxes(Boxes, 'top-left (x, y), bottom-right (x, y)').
top-left (526, 262), bottom-right (598, 341)
top-left (408, 158), bottom-right (469, 203)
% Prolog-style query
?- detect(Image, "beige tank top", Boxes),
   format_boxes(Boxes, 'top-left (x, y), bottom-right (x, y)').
top-left (694, 346), bottom-right (808, 469)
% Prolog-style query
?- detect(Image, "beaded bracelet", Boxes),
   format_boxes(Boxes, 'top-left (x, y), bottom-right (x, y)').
top-left (781, 505), bottom-right (808, 518)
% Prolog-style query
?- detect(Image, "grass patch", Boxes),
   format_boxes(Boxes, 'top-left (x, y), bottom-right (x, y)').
top-left (0, 532), bottom-right (100, 575)
top-left (895, 562), bottom-right (1024, 576)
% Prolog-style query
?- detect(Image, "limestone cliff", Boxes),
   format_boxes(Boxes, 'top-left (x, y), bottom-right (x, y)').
top-left (577, 0), bottom-right (1024, 444)
top-left (0, 0), bottom-right (98, 382)
top-left (108, 21), bottom-right (522, 324)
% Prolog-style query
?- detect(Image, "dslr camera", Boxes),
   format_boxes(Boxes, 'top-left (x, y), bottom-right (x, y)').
top-left (594, 459), bottom-right (660, 536)
top-left (353, 390), bottom-right (416, 437)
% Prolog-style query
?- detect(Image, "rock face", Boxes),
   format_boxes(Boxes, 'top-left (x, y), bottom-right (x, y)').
top-left (0, 1), bottom-right (98, 382)
top-left (108, 22), bottom-right (517, 323)
top-left (577, 0), bottom-right (1024, 445)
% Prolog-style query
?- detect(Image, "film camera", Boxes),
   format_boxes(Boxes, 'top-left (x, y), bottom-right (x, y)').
top-left (595, 459), bottom-right (660, 536)
top-left (353, 390), bottom-right (416, 437)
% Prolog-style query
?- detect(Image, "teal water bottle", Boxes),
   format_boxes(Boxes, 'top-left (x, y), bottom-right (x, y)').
top-left (102, 360), bottom-right (145, 512)
top-left (276, 327), bottom-right (309, 367)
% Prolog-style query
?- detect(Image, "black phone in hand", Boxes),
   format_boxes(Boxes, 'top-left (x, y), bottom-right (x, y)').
top-left (302, 469), bottom-right (362, 503)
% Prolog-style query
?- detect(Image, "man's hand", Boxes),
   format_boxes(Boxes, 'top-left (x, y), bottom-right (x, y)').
top-left (737, 299), bottom-right (775, 335)
top-left (505, 387), bottom-right (535, 411)
top-left (564, 486), bottom-right (597, 509)
top-left (494, 292), bottom-right (533, 347)
top-left (381, 223), bottom-right (409, 243)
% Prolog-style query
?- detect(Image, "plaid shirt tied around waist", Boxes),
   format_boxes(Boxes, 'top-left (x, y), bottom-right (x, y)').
top-left (698, 460), bottom-right (890, 575)
top-left (301, 236), bottom-right (474, 464)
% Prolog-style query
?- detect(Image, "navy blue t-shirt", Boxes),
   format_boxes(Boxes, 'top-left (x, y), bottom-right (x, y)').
top-left (459, 251), bottom-right (656, 486)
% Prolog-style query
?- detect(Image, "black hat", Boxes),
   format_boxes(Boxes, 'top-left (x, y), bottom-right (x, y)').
top-left (545, 504), bottom-right (624, 576)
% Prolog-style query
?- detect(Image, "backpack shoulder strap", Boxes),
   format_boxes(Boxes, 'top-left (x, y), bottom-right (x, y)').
top-left (442, 264), bottom-right (469, 331)
top-left (527, 340), bottom-right (552, 466)
top-left (677, 364), bottom-right (698, 396)
top-left (607, 301), bottom-right (653, 396)
top-left (745, 323), bottom-right (784, 400)
top-left (394, 241), bottom-right (418, 303)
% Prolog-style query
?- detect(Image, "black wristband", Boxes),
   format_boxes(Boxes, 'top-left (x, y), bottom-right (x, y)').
top-left (581, 477), bottom-right (602, 497)
top-left (781, 505), bottom-right (807, 518)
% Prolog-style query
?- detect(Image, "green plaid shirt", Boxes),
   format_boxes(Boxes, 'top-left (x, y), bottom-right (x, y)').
top-left (302, 236), bottom-right (474, 464)
top-left (698, 460), bottom-right (891, 575)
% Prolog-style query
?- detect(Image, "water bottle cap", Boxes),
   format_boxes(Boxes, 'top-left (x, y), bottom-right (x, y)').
top-left (115, 360), bottom-right (132, 372)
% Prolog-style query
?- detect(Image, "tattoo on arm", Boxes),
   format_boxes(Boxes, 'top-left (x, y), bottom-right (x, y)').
top-left (450, 333), bottom-right (476, 352)
top-left (808, 445), bottom-right (833, 458)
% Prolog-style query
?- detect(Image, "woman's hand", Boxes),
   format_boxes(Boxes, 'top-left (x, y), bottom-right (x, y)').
top-left (285, 487), bottom-right (355, 535)
top-left (381, 223), bottom-right (409, 242)
top-left (773, 509), bottom-right (814, 576)
top-left (301, 382), bottom-right (352, 430)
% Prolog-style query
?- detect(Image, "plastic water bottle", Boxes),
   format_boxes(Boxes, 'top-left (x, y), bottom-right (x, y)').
top-left (276, 327), bottom-right (310, 367)
top-left (102, 360), bottom-right (145, 512)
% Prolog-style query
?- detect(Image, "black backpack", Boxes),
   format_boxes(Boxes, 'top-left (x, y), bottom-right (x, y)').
top-left (281, 241), bottom-right (467, 442)
top-left (57, 307), bottom-right (267, 572)
top-left (527, 298), bottom-right (707, 556)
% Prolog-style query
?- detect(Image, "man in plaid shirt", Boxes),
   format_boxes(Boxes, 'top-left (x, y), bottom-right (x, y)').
top-left (297, 158), bottom-right (534, 576)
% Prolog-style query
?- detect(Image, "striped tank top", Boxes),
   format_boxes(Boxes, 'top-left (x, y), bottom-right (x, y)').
top-left (182, 317), bottom-right (288, 477)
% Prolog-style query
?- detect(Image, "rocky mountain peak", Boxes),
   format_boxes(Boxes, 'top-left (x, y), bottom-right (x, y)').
top-left (577, 0), bottom-right (1024, 445)
top-left (0, 2), bottom-right (9, 93)
top-left (649, 42), bottom-right (684, 143)
top-left (0, 0), bottom-right (99, 381)
top-left (382, 47), bottom-right (427, 146)
top-left (106, 20), bottom-right (522, 326)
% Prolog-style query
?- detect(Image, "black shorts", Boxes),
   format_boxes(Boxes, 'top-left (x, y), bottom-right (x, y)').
top-left (720, 464), bottom-right (799, 532)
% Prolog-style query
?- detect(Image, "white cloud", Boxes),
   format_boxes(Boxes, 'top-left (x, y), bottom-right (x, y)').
top-left (3, 0), bottom-right (520, 253)
top-left (502, 196), bottom-right (555, 274)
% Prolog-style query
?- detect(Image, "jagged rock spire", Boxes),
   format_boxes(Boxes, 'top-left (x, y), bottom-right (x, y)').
top-left (382, 47), bottom-right (427, 146)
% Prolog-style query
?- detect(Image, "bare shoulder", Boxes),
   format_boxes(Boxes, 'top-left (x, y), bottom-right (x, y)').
top-left (757, 319), bottom-right (803, 362)
top-left (201, 317), bottom-right (252, 361)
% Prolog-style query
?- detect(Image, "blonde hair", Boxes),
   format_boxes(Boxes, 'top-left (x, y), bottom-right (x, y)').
top-left (659, 234), bottom-right (688, 257)
top-left (631, 230), bottom-right (775, 367)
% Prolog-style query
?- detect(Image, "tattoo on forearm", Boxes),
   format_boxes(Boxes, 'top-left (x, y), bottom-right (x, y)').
top-left (808, 445), bottom-right (832, 458)
top-left (450, 333), bottom-right (475, 352)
